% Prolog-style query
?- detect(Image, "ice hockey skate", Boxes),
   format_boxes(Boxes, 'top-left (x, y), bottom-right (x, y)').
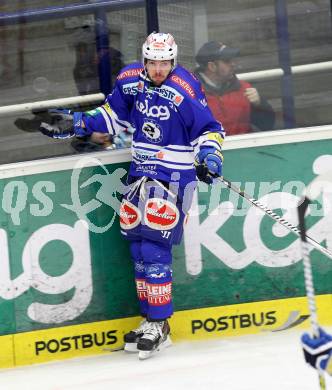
top-left (124, 318), bottom-right (150, 352)
top-left (137, 320), bottom-right (172, 360)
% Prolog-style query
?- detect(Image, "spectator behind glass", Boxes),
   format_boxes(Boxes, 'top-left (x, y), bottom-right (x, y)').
top-left (72, 25), bottom-right (124, 95)
top-left (194, 41), bottom-right (275, 135)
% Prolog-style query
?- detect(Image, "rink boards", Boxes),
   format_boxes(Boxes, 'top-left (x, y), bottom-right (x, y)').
top-left (0, 294), bottom-right (332, 368)
top-left (0, 126), bottom-right (332, 368)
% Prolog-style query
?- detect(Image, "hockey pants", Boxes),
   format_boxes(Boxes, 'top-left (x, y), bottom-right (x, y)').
top-left (120, 177), bottom-right (190, 320)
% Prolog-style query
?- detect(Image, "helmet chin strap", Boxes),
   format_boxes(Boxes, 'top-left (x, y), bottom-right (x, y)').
top-left (141, 66), bottom-right (152, 82)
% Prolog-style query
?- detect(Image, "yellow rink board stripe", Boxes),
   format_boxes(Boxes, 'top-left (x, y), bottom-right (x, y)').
top-left (13, 317), bottom-right (139, 367)
top-left (170, 294), bottom-right (332, 341)
top-left (0, 295), bottom-right (331, 368)
top-left (0, 335), bottom-right (14, 368)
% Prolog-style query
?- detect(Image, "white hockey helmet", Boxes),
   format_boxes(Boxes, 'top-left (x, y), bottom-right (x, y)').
top-left (142, 32), bottom-right (178, 66)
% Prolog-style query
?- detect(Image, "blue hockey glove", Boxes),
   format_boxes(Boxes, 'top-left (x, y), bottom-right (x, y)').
top-left (301, 328), bottom-right (332, 374)
top-left (38, 109), bottom-right (84, 139)
top-left (195, 146), bottom-right (223, 184)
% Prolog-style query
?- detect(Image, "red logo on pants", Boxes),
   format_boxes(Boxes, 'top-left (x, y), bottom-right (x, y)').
top-left (144, 198), bottom-right (179, 230)
top-left (120, 200), bottom-right (141, 230)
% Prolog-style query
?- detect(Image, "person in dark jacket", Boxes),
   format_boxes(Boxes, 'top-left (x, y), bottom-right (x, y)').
top-left (194, 41), bottom-right (275, 135)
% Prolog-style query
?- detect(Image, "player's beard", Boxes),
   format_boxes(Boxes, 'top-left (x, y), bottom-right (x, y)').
top-left (148, 70), bottom-right (171, 86)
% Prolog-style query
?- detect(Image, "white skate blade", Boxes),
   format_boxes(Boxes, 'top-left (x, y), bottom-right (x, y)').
top-left (138, 336), bottom-right (172, 360)
top-left (124, 343), bottom-right (139, 353)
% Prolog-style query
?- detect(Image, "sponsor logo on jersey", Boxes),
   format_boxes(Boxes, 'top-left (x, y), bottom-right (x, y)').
top-left (137, 81), bottom-right (144, 93)
top-left (133, 148), bottom-right (156, 162)
top-left (141, 120), bottom-right (163, 143)
top-left (155, 151), bottom-right (165, 159)
top-left (136, 165), bottom-right (157, 175)
top-left (146, 85), bottom-right (184, 106)
top-left (146, 282), bottom-right (172, 306)
top-left (174, 94), bottom-right (184, 105)
top-left (136, 99), bottom-right (170, 120)
top-left (144, 198), bottom-right (179, 230)
top-left (117, 67), bottom-right (143, 80)
top-left (122, 82), bottom-right (138, 95)
top-left (85, 108), bottom-right (100, 117)
top-left (170, 75), bottom-right (196, 98)
top-left (199, 98), bottom-right (208, 107)
top-left (119, 200), bottom-right (141, 230)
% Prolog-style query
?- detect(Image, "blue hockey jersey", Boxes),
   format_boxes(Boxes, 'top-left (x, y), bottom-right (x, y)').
top-left (81, 62), bottom-right (225, 187)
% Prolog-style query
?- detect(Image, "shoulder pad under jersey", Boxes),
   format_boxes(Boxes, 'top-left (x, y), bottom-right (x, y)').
top-left (116, 62), bottom-right (144, 83)
top-left (168, 65), bottom-right (203, 100)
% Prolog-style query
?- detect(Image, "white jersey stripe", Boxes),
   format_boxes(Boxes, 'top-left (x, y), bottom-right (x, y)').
top-left (140, 160), bottom-right (194, 170)
top-left (132, 156), bottom-right (193, 169)
top-left (191, 131), bottom-right (225, 148)
top-left (132, 147), bottom-right (194, 165)
top-left (99, 106), bottom-right (115, 134)
top-left (201, 140), bottom-right (223, 150)
top-left (132, 141), bottom-right (194, 152)
top-left (100, 106), bottom-right (132, 135)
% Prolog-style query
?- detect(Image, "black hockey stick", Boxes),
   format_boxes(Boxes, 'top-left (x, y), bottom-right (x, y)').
top-left (219, 177), bottom-right (332, 260)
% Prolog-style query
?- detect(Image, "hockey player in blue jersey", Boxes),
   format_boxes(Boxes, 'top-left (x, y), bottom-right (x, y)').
top-left (39, 32), bottom-right (225, 359)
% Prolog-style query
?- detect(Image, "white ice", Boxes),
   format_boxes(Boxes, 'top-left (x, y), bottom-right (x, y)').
top-left (1, 329), bottom-right (331, 390)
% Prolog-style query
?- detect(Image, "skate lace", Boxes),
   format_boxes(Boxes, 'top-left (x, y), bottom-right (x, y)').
top-left (143, 322), bottom-right (163, 341)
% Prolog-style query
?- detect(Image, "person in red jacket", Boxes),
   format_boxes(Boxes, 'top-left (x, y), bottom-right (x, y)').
top-left (194, 41), bottom-right (275, 135)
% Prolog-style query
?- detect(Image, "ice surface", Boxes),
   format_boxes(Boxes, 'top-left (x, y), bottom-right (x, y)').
top-left (1, 329), bottom-right (331, 390)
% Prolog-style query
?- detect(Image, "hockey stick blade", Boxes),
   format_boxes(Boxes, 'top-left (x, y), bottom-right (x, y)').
top-left (102, 345), bottom-right (125, 352)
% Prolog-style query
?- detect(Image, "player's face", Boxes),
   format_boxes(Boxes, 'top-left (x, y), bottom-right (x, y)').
top-left (145, 60), bottom-right (172, 86)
